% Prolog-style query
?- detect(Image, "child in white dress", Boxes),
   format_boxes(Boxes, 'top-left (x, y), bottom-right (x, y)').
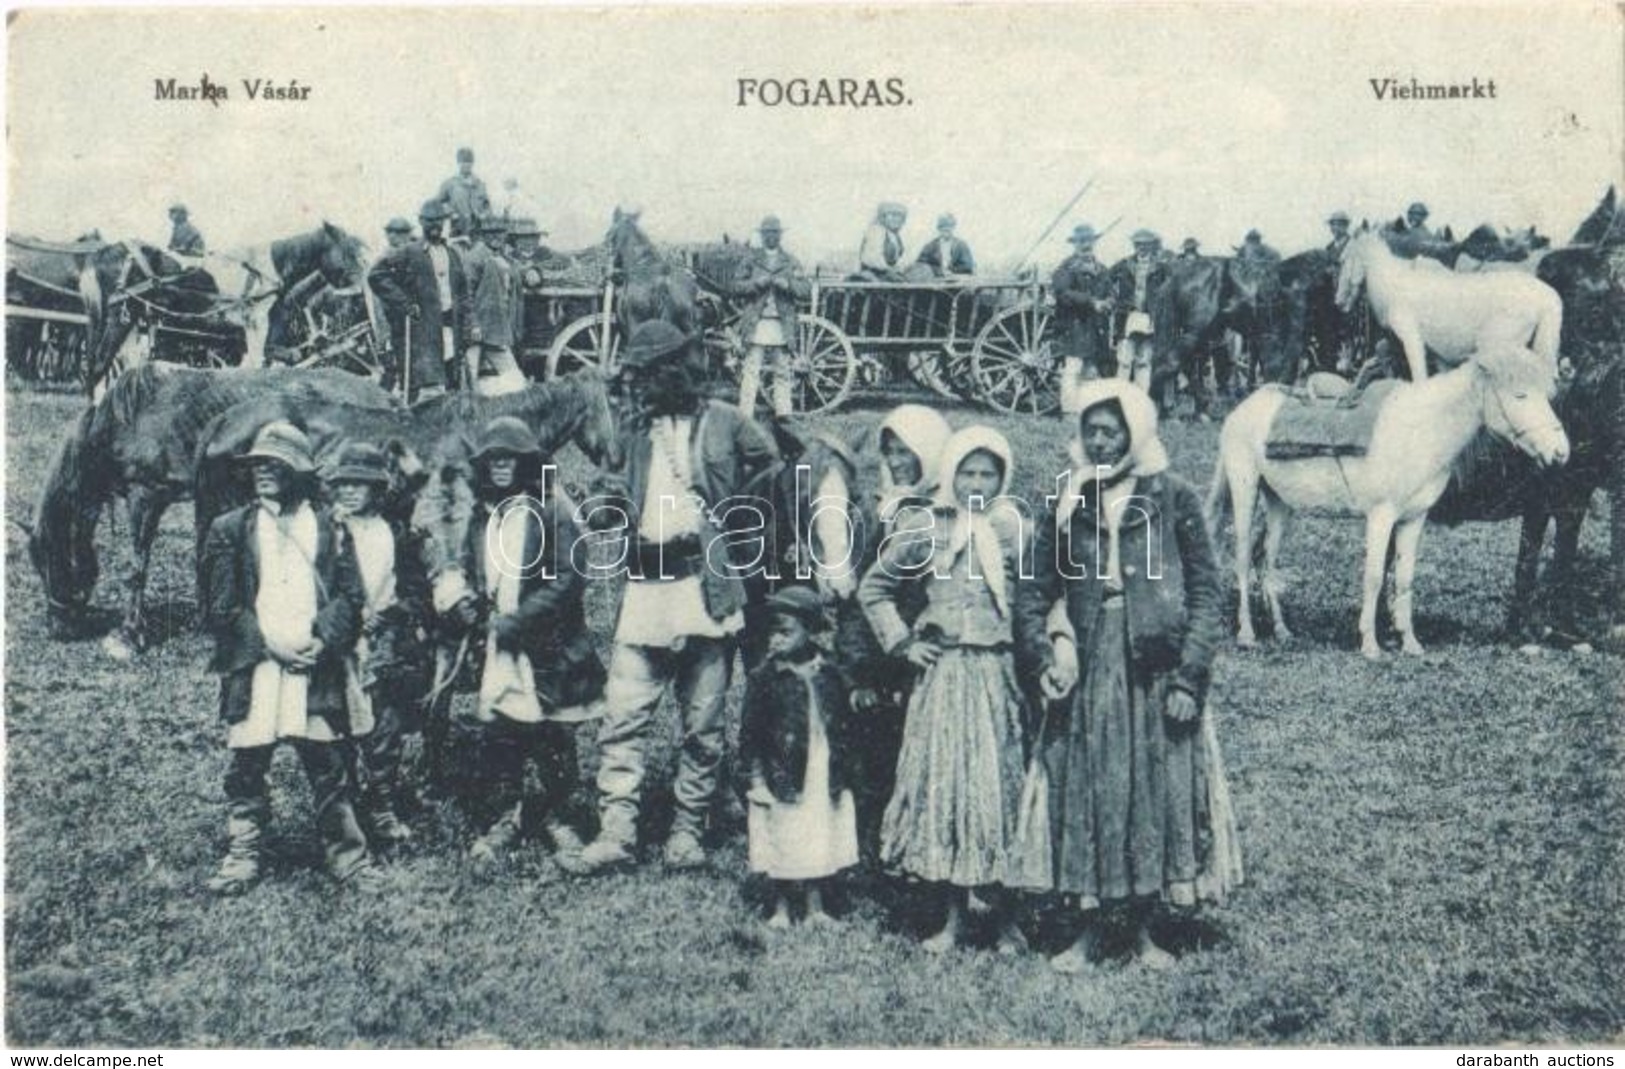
top-left (740, 587), bottom-right (859, 928)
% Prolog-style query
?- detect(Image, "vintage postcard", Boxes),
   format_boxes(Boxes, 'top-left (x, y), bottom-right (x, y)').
top-left (5, 1), bottom-right (1623, 1051)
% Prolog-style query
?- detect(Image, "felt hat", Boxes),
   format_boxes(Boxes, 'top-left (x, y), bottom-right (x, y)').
top-left (1130, 228), bottom-right (1159, 245)
top-left (240, 421), bottom-right (316, 473)
top-left (765, 586), bottom-right (828, 628)
top-left (419, 199), bottom-right (451, 223)
top-left (1067, 224), bottom-right (1100, 245)
top-left (325, 441), bottom-right (392, 485)
top-left (476, 214), bottom-right (509, 234)
top-left (472, 416), bottom-right (540, 460)
top-left (1245, 229), bottom-right (1262, 242)
top-left (936, 213), bottom-right (957, 230)
top-left (1327, 210), bottom-right (1351, 225)
top-left (1407, 202), bottom-right (1429, 218)
top-left (456, 147), bottom-right (475, 163)
top-left (168, 203), bottom-right (188, 217)
top-left (758, 215), bottom-right (784, 233)
top-left (507, 216), bottom-right (547, 238)
top-left (620, 321), bottom-right (691, 370)
top-left (384, 217), bottom-right (413, 234)
top-left (1181, 237), bottom-right (1200, 252)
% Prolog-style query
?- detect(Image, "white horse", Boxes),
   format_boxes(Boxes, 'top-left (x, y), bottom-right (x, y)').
top-left (1207, 344), bottom-right (1570, 659)
top-left (1336, 228), bottom-right (1563, 383)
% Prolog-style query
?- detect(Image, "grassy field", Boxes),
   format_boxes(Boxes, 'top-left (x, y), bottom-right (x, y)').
top-left (5, 384), bottom-right (1623, 1047)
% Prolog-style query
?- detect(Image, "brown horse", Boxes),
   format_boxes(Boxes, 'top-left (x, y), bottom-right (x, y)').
top-left (605, 209), bottom-right (699, 344)
top-left (25, 363), bottom-right (398, 652)
top-left (1149, 256), bottom-right (1286, 417)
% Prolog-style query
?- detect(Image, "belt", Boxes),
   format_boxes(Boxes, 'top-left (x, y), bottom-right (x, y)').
top-left (632, 536), bottom-right (706, 581)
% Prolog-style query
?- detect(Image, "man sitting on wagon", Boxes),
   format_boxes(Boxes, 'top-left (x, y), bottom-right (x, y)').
top-left (857, 202), bottom-right (909, 282)
top-left (733, 215), bottom-right (811, 417)
top-left (915, 213), bottom-right (976, 278)
top-left (167, 203), bottom-right (206, 257)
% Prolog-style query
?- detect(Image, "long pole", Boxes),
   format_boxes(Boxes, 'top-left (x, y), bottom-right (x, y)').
top-left (1015, 176), bottom-right (1095, 269)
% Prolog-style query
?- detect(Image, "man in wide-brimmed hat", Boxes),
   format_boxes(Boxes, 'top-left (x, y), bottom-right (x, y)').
top-left (915, 212), bottom-right (976, 278)
top-left (733, 214), bottom-right (810, 416)
top-left (1052, 223), bottom-right (1116, 398)
top-left (565, 321), bottom-right (781, 876)
top-left (461, 214), bottom-right (527, 396)
top-left (1109, 228), bottom-right (1171, 393)
top-left (1236, 228), bottom-right (1281, 264)
top-left (366, 198), bottom-right (469, 400)
top-left (200, 420), bottom-right (376, 894)
top-left (858, 201), bottom-right (909, 281)
top-left (437, 146), bottom-right (491, 241)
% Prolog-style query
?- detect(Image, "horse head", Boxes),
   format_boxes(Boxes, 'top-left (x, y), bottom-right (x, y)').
top-left (555, 368), bottom-right (625, 472)
top-left (1473, 340), bottom-right (1569, 467)
top-left (30, 410), bottom-right (107, 631)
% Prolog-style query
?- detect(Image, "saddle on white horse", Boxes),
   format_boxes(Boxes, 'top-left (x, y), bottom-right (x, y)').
top-left (1263, 376), bottom-right (1401, 460)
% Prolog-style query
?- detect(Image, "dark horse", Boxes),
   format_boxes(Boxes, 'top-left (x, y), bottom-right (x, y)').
top-left (79, 222), bottom-right (369, 395)
top-left (26, 363), bottom-right (620, 658)
top-left (605, 209), bottom-right (699, 344)
top-left (1429, 233), bottom-right (1625, 642)
top-left (25, 363), bottom-right (397, 653)
top-left (1149, 256), bottom-right (1288, 416)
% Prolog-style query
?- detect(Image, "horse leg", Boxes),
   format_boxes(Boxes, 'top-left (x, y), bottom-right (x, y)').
top-left (1260, 489), bottom-right (1293, 640)
top-left (1228, 465), bottom-right (1262, 648)
top-left (1359, 506), bottom-right (1399, 659)
top-left (108, 485), bottom-right (167, 659)
top-left (1547, 502), bottom-right (1587, 641)
top-left (1507, 507), bottom-right (1549, 642)
top-left (1390, 516), bottom-right (1427, 655)
top-left (1393, 322), bottom-right (1429, 382)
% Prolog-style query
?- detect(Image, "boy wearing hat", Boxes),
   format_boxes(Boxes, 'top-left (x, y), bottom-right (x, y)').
top-left (326, 440), bottom-right (430, 848)
top-left (915, 213), bottom-right (976, 278)
top-left (462, 214), bottom-right (527, 396)
top-left (437, 147), bottom-right (491, 241)
top-left (1051, 223), bottom-right (1116, 397)
top-left (433, 416), bottom-right (606, 867)
top-left (733, 214), bottom-right (810, 416)
top-left (366, 199), bottom-right (468, 401)
top-left (200, 421), bottom-right (374, 893)
top-left (568, 321), bottom-right (780, 874)
top-left (740, 586), bottom-right (858, 928)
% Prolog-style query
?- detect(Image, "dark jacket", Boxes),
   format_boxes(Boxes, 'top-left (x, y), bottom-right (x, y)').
top-left (168, 221), bottom-right (205, 256)
top-left (1051, 252), bottom-right (1113, 367)
top-left (915, 235), bottom-right (976, 277)
top-left (1015, 473), bottom-right (1222, 705)
top-left (591, 400), bottom-right (782, 625)
top-left (458, 491), bottom-right (607, 711)
top-left (740, 656), bottom-right (856, 803)
top-left (202, 502), bottom-right (364, 731)
top-left (366, 240), bottom-right (469, 388)
top-left (342, 514), bottom-right (432, 689)
top-left (462, 242), bottom-right (522, 350)
top-left (1109, 253), bottom-right (1172, 314)
top-left (732, 246), bottom-right (809, 344)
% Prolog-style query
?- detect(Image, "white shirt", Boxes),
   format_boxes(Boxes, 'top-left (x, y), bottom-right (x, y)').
top-left (428, 242), bottom-right (453, 311)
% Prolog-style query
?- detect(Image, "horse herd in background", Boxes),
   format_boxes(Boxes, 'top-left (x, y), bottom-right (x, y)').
top-left (10, 186), bottom-right (1625, 661)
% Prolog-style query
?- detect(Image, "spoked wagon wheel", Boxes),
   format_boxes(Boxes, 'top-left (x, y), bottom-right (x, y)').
top-left (937, 343), bottom-right (983, 404)
top-left (547, 312), bottom-right (621, 378)
top-left (786, 314), bottom-right (857, 415)
top-left (972, 301), bottom-right (1059, 415)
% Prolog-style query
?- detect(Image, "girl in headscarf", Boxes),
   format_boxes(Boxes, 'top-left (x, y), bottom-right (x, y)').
top-left (858, 425), bottom-right (1029, 953)
top-left (1014, 379), bottom-right (1242, 972)
top-left (836, 404), bottom-right (953, 863)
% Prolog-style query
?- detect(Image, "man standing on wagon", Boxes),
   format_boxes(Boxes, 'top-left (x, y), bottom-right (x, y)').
top-left (462, 214), bottom-right (528, 396)
top-left (566, 322), bottom-right (781, 875)
top-left (437, 147), bottom-right (491, 242)
top-left (733, 215), bottom-right (810, 417)
top-left (366, 200), bottom-right (468, 401)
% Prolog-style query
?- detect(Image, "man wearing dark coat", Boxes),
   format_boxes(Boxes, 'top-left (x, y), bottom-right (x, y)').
top-left (167, 204), bottom-right (205, 256)
top-left (200, 421), bottom-right (373, 894)
top-left (1108, 229), bottom-right (1172, 394)
top-left (915, 213), bottom-right (976, 277)
top-left (732, 215), bottom-right (811, 416)
top-left (461, 214), bottom-right (527, 395)
top-left (366, 199), bottom-right (468, 400)
top-left (1052, 223), bottom-right (1117, 391)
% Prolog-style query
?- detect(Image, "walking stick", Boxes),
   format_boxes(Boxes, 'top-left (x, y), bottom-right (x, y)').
top-left (402, 315), bottom-right (412, 402)
top-left (1014, 176), bottom-right (1095, 271)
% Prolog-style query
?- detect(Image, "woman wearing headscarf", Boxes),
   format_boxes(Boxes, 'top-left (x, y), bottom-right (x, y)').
top-left (858, 425), bottom-right (1030, 953)
top-left (835, 404), bottom-right (953, 862)
top-left (1014, 379), bottom-right (1242, 972)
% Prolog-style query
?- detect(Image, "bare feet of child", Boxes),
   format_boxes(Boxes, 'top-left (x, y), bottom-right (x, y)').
top-left (804, 887), bottom-right (837, 927)
top-left (921, 902), bottom-right (963, 954)
top-left (995, 919), bottom-right (1027, 956)
top-left (1135, 926), bottom-right (1176, 970)
top-left (766, 901), bottom-right (793, 930)
top-left (1050, 930), bottom-right (1098, 974)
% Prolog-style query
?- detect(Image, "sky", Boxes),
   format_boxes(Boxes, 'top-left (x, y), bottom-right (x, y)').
top-left (7, 3), bottom-right (1624, 272)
